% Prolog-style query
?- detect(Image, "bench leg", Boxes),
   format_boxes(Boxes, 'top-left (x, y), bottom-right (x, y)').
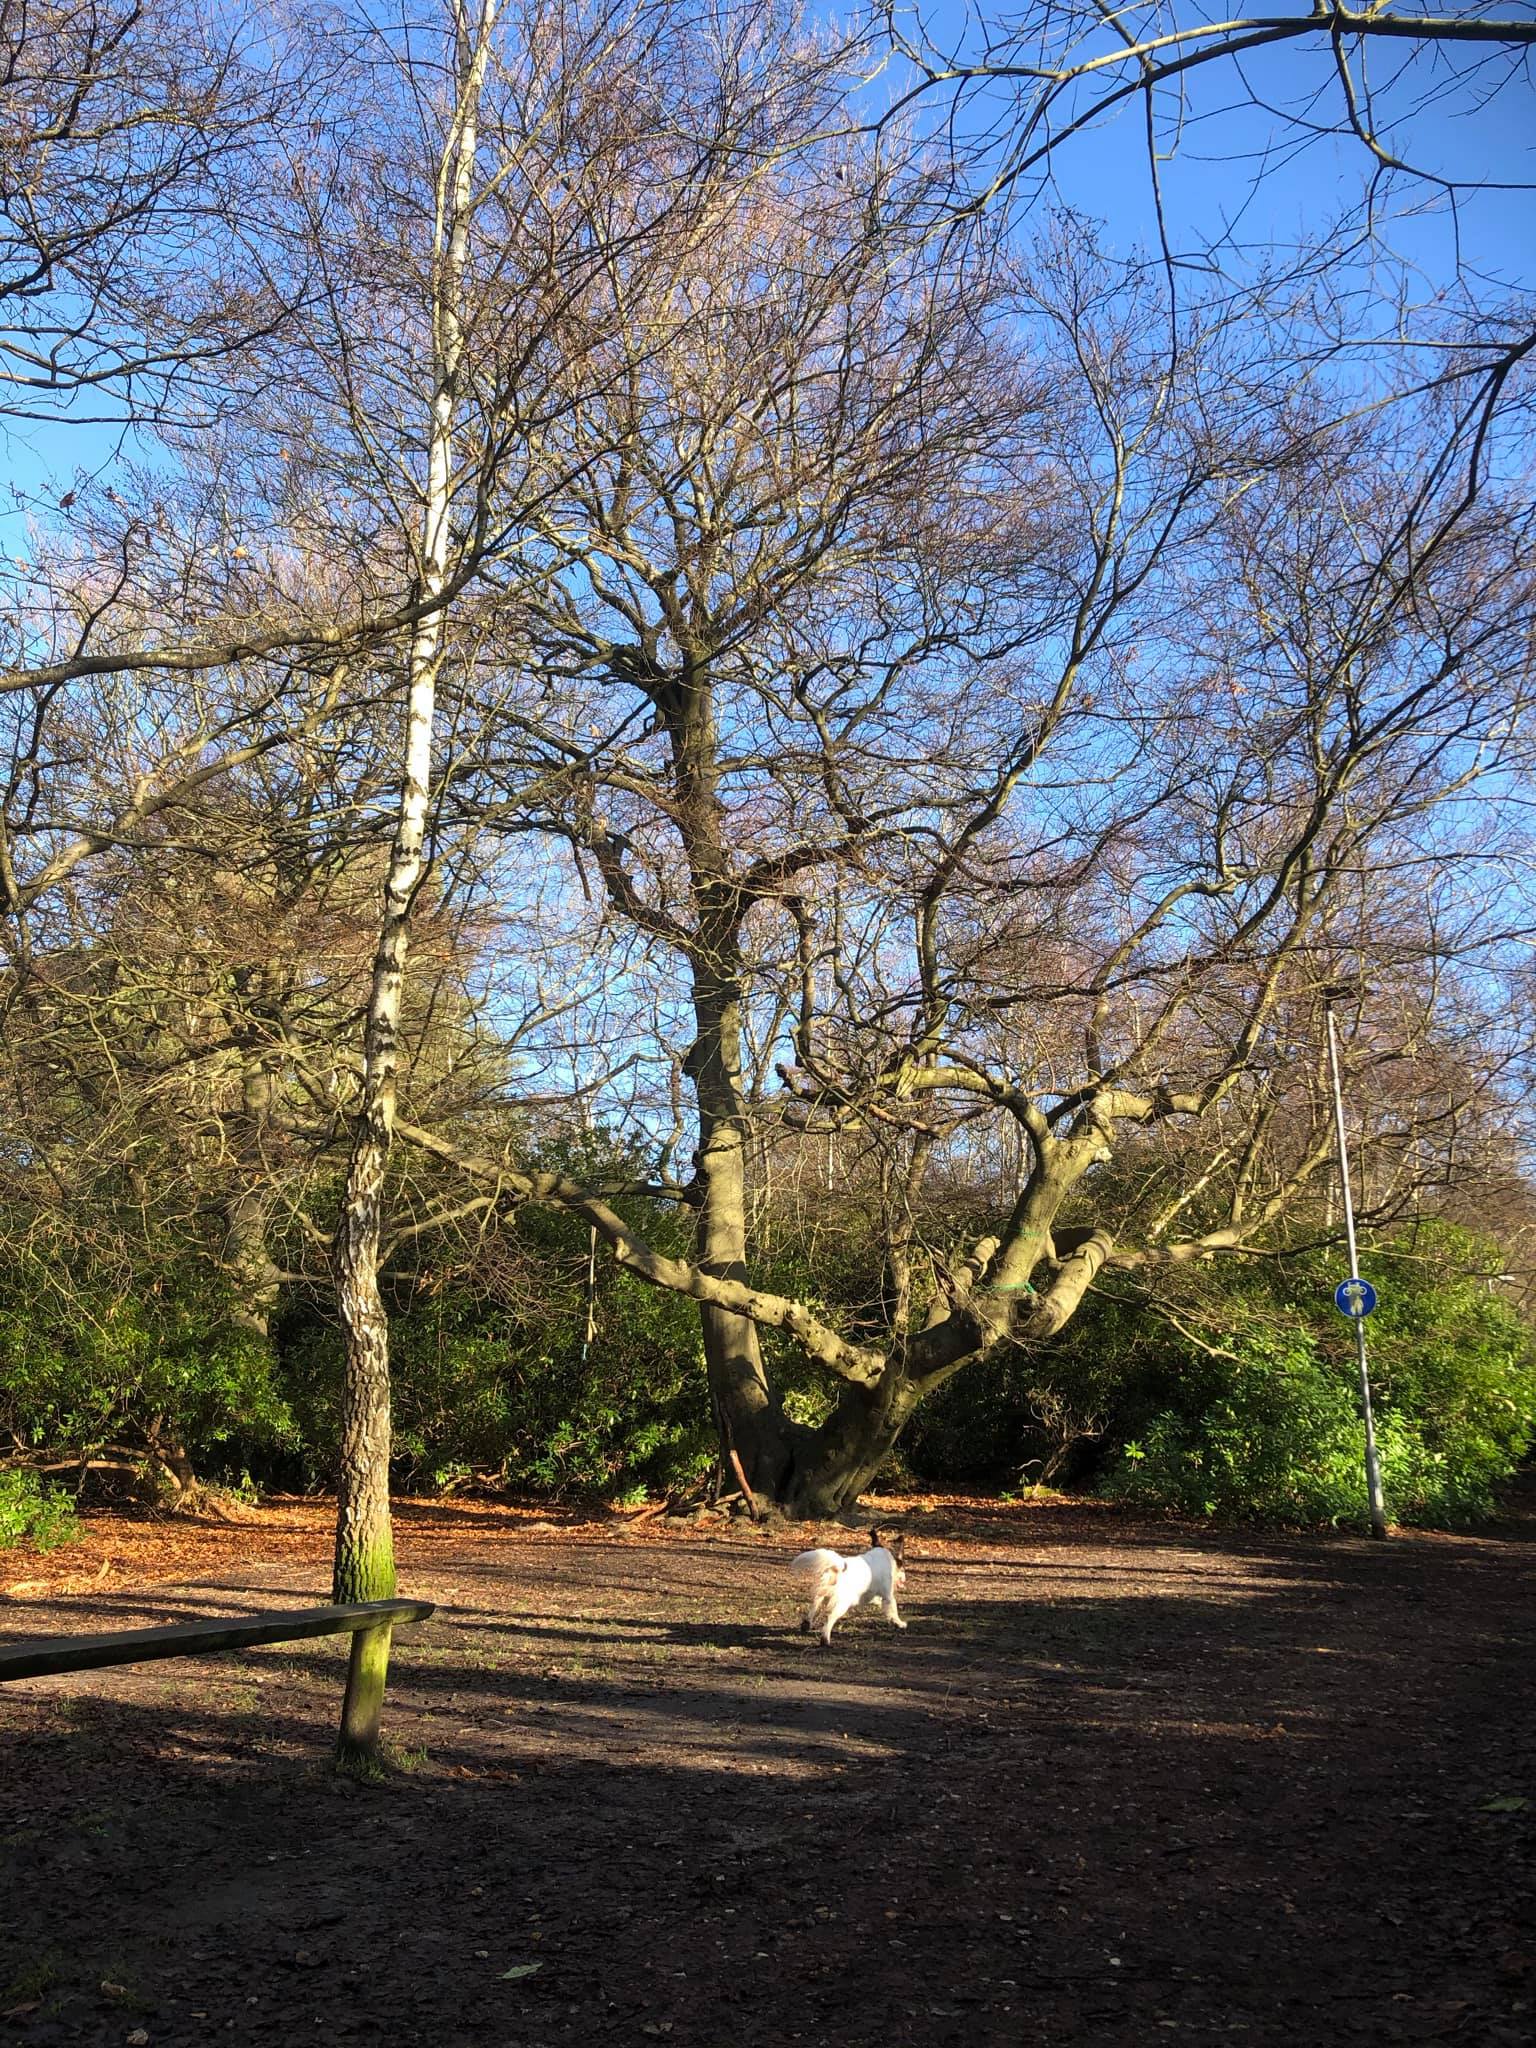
top-left (337, 1621), bottom-right (394, 1770)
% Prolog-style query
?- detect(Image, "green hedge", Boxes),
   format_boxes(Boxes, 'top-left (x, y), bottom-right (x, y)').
top-left (1105, 1235), bottom-right (1534, 1525)
top-left (0, 1469), bottom-right (82, 1552)
top-left (906, 1223), bottom-right (1534, 1527)
top-left (2, 1191), bottom-right (1529, 1529)
top-left (0, 1257), bottom-right (299, 1486)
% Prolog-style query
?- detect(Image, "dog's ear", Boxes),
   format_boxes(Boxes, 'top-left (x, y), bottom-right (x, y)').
top-left (869, 1525), bottom-right (882, 1551)
top-left (888, 1533), bottom-right (906, 1563)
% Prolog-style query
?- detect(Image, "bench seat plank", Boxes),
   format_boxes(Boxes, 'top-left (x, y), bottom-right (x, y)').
top-left (0, 1598), bottom-right (434, 1682)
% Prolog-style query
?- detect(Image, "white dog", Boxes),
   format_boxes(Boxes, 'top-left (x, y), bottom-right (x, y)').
top-left (788, 1527), bottom-right (907, 1644)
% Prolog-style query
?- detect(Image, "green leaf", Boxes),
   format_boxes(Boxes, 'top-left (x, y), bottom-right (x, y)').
top-left (498, 1963), bottom-right (543, 1981)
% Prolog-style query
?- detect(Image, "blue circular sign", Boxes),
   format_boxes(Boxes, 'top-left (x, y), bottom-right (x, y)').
top-left (1334, 1278), bottom-right (1378, 1319)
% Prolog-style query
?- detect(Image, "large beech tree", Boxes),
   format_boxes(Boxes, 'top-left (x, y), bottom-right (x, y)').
top-left (429, 202), bottom-right (1534, 1511)
top-left (493, 139), bottom-right (1048, 1502)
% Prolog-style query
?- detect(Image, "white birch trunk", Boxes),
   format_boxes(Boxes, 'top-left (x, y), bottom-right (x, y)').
top-left (332, 1), bottom-right (498, 1639)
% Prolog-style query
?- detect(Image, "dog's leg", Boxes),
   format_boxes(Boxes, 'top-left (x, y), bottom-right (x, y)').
top-left (883, 1594), bottom-right (908, 1629)
top-left (822, 1578), bottom-right (863, 1645)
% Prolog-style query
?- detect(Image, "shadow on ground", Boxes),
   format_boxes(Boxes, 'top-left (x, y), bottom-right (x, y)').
top-left (2, 1512), bottom-right (1532, 2047)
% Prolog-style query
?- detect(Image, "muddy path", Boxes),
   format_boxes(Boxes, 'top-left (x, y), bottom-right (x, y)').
top-left (2, 1496), bottom-right (1531, 2045)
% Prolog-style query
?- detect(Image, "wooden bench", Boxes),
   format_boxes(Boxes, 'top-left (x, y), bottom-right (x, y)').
top-left (0, 1597), bottom-right (434, 1766)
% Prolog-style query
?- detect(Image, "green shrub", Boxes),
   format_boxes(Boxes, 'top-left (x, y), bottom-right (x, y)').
top-left (901, 1221), bottom-right (1534, 1527)
top-left (1105, 1335), bottom-right (1383, 1523)
top-left (0, 1469), bottom-right (82, 1552)
top-left (0, 1256), bottom-right (299, 1486)
top-left (1099, 1227), bottom-right (1536, 1527)
top-left (292, 1293), bottom-right (714, 1501)
top-left (275, 1190), bottom-right (717, 1501)
top-left (4, 1137), bottom-right (1528, 1529)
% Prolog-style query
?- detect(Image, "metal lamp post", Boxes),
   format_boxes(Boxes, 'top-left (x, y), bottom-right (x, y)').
top-left (1322, 990), bottom-right (1389, 1540)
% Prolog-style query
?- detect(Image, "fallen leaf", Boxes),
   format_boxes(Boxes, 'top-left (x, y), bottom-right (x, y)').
top-left (498, 1963), bottom-right (543, 1982)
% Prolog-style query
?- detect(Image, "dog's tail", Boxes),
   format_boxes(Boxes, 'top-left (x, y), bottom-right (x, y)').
top-left (788, 1548), bottom-right (845, 1603)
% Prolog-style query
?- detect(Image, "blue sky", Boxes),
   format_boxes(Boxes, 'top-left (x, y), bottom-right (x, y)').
top-left (886, 3), bottom-right (1534, 283)
top-left (5, 2), bottom-right (1532, 539)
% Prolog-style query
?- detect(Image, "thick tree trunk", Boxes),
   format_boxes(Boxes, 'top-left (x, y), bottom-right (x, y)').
top-left (661, 648), bottom-right (800, 1502)
top-left (781, 1373), bottom-right (921, 1518)
top-left (724, 1171), bottom-right (1110, 1517)
top-left (689, 979), bottom-right (797, 1500)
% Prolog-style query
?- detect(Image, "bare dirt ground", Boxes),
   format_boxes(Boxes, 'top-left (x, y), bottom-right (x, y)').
top-left (1, 1490), bottom-right (1532, 2047)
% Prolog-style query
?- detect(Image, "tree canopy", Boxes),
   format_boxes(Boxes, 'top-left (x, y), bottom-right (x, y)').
top-left (2, 0), bottom-right (1533, 1532)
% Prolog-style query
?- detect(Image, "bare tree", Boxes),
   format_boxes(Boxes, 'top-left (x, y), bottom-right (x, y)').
top-left (873, 5), bottom-right (1536, 236)
top-left (412, 209), bottom-right (1534, 1512)
top-left (442, 64), bottom-right (1057, 1500)
top-left (1, 0), bottom-right (312, 423)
